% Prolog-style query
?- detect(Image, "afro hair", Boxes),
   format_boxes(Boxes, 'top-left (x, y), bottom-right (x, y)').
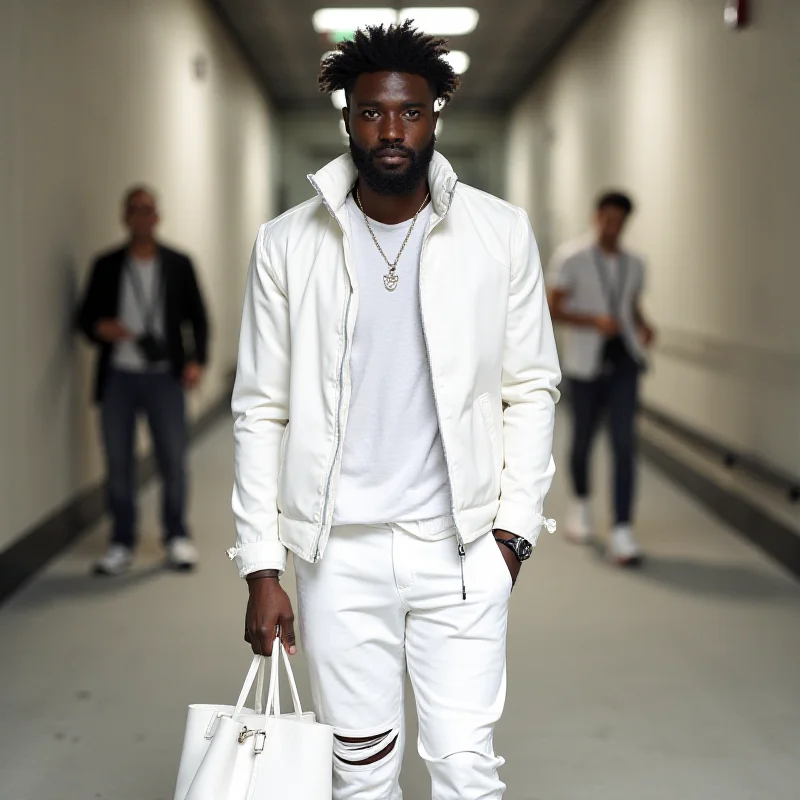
top-left (319, 20), bottom-right (460, 107)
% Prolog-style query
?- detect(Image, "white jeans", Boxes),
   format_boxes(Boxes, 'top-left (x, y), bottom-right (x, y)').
top-left (295, 521), bottom-right (512, 800)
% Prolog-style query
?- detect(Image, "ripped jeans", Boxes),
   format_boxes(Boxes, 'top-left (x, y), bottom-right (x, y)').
top-left (295, 522), bottom-right (511, 800)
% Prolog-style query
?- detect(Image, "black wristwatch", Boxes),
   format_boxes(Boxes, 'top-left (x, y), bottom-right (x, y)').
top-left (494, 534), bottom-right (533, 562)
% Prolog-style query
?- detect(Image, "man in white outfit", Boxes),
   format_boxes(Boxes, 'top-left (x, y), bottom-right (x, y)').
top-left (229, 22), bottom-right (560, 799)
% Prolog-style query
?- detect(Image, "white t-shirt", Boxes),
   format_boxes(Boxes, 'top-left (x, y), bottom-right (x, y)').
top-left (548, 239), bottom-right (646, 380)
top-left (332, 194), bottom-right (452, 526)
top-left (113, 257), bottom-right (169, 372)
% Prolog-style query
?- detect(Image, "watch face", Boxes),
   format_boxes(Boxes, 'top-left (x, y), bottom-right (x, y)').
top-left (516, 538), bottom-right (533, 561)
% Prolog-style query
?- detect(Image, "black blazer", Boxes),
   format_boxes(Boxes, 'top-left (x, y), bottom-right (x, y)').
top-left (77, 244), bottom-right (210, 403)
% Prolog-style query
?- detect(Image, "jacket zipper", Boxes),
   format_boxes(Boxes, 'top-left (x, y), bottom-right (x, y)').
top-left (309, 177), bottom-right (460, 570)
top-left (417, 181), bottom-right (466, 598)
top-left (307, 175), bottom-right (356, 562)
top-left (314, 282), bottom-right (353, 559)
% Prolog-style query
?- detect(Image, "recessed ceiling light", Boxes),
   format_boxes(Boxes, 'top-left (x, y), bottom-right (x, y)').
top-left (313, 7), bottom-right (479, 37)
top-left (443, 50), bottom-right (470, 74)
top-left (331, 89), bottom-right (347, 109)
top-left (398, 7), bottom-right (479, 35)
top-left (313, 8), bottom-right (397, 34)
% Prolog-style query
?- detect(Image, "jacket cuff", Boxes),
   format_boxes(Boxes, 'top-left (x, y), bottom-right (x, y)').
top-left (226, 540), bottom-right (288, 578)
top-left (493, 501), bottom-right (557, 547)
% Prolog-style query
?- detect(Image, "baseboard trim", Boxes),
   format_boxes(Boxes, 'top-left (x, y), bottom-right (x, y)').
top-left (640, 403), bottom-right (799, 501)
top-left (559, 382), bottom-right (800, 580)
top-left (0, 389), bottom-right (232, 606)
top-left (5, 387), bottom-right (796, 604)
top-left (639, 433), bottom-right (800, 580)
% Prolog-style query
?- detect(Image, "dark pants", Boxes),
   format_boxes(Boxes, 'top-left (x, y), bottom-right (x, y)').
top-left (101, 368), bottom-right (189, 548)
top-left (569, 352), bottom-right (641, 525)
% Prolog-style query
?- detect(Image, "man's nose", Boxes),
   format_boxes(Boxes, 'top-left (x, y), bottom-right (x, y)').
top-left (378, 112), bottom-right (404, 143)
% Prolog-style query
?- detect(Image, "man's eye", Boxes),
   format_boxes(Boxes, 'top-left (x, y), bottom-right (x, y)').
top-left (363, 110), bottom-right (379, 119)
top-left (405, 111), bottom-right (420, 119)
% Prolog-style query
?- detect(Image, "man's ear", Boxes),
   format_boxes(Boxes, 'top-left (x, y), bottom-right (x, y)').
top-left (342, 106), bottom-right (350, 135)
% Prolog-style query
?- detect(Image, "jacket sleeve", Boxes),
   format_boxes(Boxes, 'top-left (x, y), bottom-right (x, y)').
top-left (229, 225), bottom-right (290, 577)
top-left (184, 257), bottom-right (210, 365)
top-left (76, 259), bottom-right (105, 345)
top-left (493, 208), bottom-right (562, 545)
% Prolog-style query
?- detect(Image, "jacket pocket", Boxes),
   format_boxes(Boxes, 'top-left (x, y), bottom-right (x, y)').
top-left (278, 422), bottom-right (291, 474)
top-left (478, 393), bottom-right (501, 465)
top-left (477, 393), bottom-right (503, 500)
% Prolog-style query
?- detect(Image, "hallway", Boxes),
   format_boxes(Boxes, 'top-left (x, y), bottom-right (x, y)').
top-left (2, 416), bottom-right (798, 800)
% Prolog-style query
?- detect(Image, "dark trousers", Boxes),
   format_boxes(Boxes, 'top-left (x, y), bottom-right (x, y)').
top-left (101, 368), bottom-right (189, 548)
top-left (569, 352), bottom-right (641, 525)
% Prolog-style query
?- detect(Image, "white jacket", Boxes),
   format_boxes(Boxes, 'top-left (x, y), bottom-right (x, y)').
top-left (229, 152), bottom-right (561, 577)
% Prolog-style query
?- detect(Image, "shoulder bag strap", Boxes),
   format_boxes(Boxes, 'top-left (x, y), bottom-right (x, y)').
top-left (591, 246), bottom-right (628, 319)
top-left (125, 258), bottom-right (162, 333)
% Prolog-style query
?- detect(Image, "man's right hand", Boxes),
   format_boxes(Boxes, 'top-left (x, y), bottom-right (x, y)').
top-left (594, 315), bottom-right (621, 337)
top-left (94, 318), bottom-right (133, 343)
top-left (245, 572), bottom-right (297, 657)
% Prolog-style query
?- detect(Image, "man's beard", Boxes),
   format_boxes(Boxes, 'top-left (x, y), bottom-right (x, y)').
top-left (349, 135), bottom-right (436, 196)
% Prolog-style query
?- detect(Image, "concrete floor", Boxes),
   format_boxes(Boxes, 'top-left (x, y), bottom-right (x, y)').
top-left (1, 417), bottom-right (799, 800)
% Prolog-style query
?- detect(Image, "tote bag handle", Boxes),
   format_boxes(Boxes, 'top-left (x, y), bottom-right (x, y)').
top-left (233, 645), bottom-right (303, 720)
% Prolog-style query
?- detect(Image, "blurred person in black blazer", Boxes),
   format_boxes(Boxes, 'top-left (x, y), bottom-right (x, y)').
top-left (78, 186), bottom-right (209, 576)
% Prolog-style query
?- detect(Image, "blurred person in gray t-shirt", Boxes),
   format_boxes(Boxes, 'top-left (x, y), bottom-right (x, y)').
top-left (548, 191), bottom-right (655, 566)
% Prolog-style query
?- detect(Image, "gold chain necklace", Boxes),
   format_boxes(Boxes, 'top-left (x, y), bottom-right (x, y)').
top-left (355, 188), bottom-right (430, 292)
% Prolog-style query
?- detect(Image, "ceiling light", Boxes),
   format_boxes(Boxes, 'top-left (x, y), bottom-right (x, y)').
top-left (313, 8), bottom-right (397, 34)
top-left (331, 89), bottom-right (347, 109)
top-left (398, 7), bottom-right (479, 35)
top-left (443, 50), bottom-right (470, 74)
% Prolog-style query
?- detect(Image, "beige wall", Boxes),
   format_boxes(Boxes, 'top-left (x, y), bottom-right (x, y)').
top-left (507, 0), bottom-right (800, 477)
top-left (0, 0), bottom-right (276, 551)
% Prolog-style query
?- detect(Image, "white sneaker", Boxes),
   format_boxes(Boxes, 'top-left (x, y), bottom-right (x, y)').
top-left (563, 499), bottom-right (593, 544)
top-left (608, 525), bottom-right (643, 567)
top-left (167, 538), bottom-right (199, 571)
top-left (93, 544), bottom-right (133, 576)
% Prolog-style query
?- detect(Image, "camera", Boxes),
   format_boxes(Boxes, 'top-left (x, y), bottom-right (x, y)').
top-left (136, 333), bottom-right (169, 363)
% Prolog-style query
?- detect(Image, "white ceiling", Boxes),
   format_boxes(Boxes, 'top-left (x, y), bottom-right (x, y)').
top-left (208, 0), bottom-right (602, 112)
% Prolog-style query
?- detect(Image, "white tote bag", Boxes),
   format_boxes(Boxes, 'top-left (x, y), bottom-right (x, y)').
top-left (173, 642), bottom-right (333, 800)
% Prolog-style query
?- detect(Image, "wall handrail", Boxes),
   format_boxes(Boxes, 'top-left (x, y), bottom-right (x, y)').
top-left (640, 404), bottom-right (800, 503)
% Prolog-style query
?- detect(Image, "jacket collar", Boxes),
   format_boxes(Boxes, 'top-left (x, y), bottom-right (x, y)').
top-left (307, 150), bottom-right (459, 220)
top-left (120, 243), bottom-right (169, 266)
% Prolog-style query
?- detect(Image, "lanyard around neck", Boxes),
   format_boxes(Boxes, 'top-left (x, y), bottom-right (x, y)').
top-left (592, 246), bottom-right (627, 318)
top-left (125, 259), bottom-right (162, 333)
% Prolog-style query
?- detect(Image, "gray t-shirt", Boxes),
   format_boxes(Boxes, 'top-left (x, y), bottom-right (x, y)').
top-left (112, 257), bottom-right (169, 372)
top-left (548, 239), bottom-right (646, 380)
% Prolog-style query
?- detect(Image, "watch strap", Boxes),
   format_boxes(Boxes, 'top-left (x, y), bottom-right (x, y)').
top-left (495, 536), bottom-right (523, 561)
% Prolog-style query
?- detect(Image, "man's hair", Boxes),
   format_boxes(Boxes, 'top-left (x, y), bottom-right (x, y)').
top-left (318, 20), bottom-right (460, 107)
top-left (596, 190), bottom-right (634, 215)
top-left (122, 184), bottom-right (158, 213)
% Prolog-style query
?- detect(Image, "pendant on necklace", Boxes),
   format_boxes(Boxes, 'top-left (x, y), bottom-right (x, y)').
top-left (384, 271), bottom-right (399, 292)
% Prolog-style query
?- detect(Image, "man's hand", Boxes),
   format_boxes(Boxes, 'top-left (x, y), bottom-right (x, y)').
top-left (182, 362), bottom-right (204, 390)
top-left (244, 572), bottom-right (297, 657)
top-left (94, 318), bottom-right (132, 343)
top-left (493, 529), bottom-right (522, 587)
top-left (638, 321), bottom-right (656, 347)
top-left (594, 314), bottom-right (621, 337)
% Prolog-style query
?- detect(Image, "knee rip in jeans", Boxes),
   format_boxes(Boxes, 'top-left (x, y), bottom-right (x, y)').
top-left (333, 726), bottom-right (400, 767)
